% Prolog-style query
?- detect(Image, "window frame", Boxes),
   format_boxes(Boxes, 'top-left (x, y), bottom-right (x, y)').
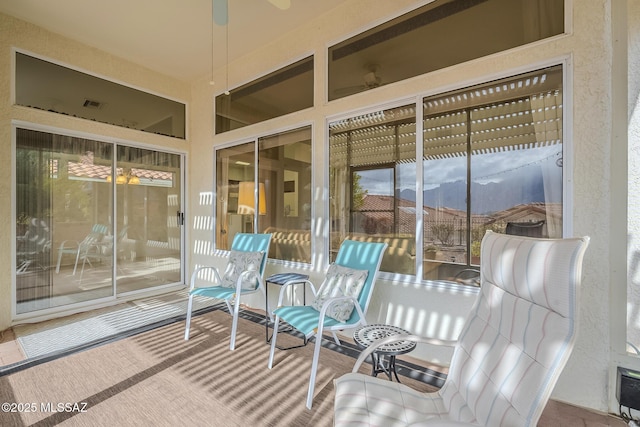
top-left (326, 58), bottom-right (573, 287)
top-left (213, 123), bottom-right (314, 265)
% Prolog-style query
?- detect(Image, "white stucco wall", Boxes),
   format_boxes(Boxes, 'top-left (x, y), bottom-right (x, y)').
top-left (0, 0), bottom-right (636, 416)
top-left (623, 0), bottom-right (640, 412)
top-left (0, 13), bottom-right (190, 328)
top-left (187, 0), bottom-right (622, 413)
top-left (628, 0), bottom-right (640, 354)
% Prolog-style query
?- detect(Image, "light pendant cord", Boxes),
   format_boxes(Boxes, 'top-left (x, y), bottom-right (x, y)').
top-left (225, 11), bottom-right (230, 96)
top-left (209, 0), bottom-right (214, 85)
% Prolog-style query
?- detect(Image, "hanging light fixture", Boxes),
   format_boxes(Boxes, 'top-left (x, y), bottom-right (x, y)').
top-left (212, 0), bottom-right (230, 94)
top-left (209, 0), bottom-right (215, 85)
top-left (106, 168), bottom-right (139, 185)
top-left (224, 0), bottom-right (230, 96)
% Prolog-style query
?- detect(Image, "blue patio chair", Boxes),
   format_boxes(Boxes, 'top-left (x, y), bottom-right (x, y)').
top-left (267, 238), bottom-right (387, 409)
top-left (184, 233), bottom-right (272, 350)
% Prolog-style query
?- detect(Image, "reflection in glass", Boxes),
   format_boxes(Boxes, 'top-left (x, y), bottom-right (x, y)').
top-left (328, 0), bottom-right (564, 100)
top-left (258, 126), bottom-right (312, 263)
top-left (215, 127), bottom-right (313, 262)
top-left (216, 142), bottom-right (256, 250)
top-left (423, 65), bottom-right (563, 282)
top-left (329, 105), bottom-right (417, 275)
top-left (15, 52), bottom-right (186, 138)
top-left (215, 56), bottom-right (314, 134)
top-left (328, 66), bottom-right (564, 285)
top-left (16, 128), bottom-right (113, 314)
top-left (15, 128), bottom-right (183, 315)
top-left (115, 146), bottom-right (182, 294)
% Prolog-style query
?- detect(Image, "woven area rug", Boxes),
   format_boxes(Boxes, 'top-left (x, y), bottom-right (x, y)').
top-left (0, 309), bottom-right (437, 427)
top-left (12, 291), bottom-right (220, 360)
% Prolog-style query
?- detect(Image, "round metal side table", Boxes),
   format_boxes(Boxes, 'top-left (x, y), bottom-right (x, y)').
top-left (353, 324), bottom-right (416, 382)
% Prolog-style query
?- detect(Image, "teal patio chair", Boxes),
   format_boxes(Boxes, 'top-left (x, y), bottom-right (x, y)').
top-left (184, 233), bottom-right (272, 350)
top-left (267, 238), bottom-right (387, 409)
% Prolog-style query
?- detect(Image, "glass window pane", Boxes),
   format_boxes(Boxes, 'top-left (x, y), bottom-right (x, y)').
top-left (215, 56), bottom-right (314, 134)
top-left (329, 105), bottom-right (417, 275)
top-left (16, 128), bottom-right (184, 314)
top-left (216, 142), bottom-right (256, 250)
top-left (15, 53), bottom-right (186, 139)
top-left (329, 0), bottom-right (564, 101)
top-left (423, 110), bottom-right (468, 279)
top-left (258, 126), bottom-right (312, 263)
top-left (115, 146), bottom-right (182, 293)
top-left (423, 65), bottom-right (563, 283)
top-left (16, 128), bottom-right (114, 314)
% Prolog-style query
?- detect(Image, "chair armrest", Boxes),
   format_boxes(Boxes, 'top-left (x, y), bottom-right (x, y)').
top-left (58, 240), bottom-right (80, 250)
top-left (189, 265), bottom-right (222, 291)
top-left (352, 334), bottom-right (456, 373)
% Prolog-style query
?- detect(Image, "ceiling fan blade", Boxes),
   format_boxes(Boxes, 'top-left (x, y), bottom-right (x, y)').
top-left (213, 0), bottom-right (228, 26)
top-left (268, 0), bottom-right (291, 10)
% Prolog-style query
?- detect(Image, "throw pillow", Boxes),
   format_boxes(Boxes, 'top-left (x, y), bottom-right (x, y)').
top-left (311, 263), bottom-right (369, 322)
top-left (221, 250), bottom-right (264, 290)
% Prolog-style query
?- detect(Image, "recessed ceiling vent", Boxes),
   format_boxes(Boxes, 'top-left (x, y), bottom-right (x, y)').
top-left (83, 99), bottom-right (103, 109)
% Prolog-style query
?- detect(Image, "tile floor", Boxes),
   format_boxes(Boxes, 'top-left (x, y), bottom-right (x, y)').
top-left (0, 329), bottom-right (25, 366)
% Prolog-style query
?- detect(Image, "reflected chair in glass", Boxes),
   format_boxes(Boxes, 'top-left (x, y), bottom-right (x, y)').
top-left (453, 268), bottom-right (481, 287)
top-left (505, 220), bottom-right (546, 237)
top-left (55, 224), bottom-right (108, 275)
top-left (78, 226), bottom-right (129, 279)
top-left (334, 231), bottom-right (590, 426)
top-left (16, 218), bottom-right (51, 274)
top-left (184, 233), bottom-right (272, 351)
top-left (267, 239), bottom-right (387, 409)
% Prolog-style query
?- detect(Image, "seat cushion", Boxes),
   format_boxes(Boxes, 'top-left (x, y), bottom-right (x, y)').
top-left (189, 285), bottom-right (236, 300)
top-left (221, 250), bottom-right (264, 290)
top-left (334, 373), bottom-right (461, 426)
top-left (310, 263), bottom-right (368, 322)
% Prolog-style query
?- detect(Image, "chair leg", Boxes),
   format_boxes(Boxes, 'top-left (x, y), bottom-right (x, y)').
top-left (268, 316), bottom-right (281, 369)
top-left (306, 332), bottom-right (322, 409)
top-left (79, 255), bottom-right (89, 282)
top-left (184, 294), bottom-right (194, 340)
top-left (56, 250), bottom-right (64, 273)
top-left (72, 250), bottom-right (81, 275)
top-left (331, 331), bottom-right (341, 346)
top-left (229, 297), bottom-right (241, 351)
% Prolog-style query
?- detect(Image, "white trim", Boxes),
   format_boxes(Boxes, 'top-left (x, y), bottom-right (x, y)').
top-left (562, 55), bottom-right (574, 238)
top-left (11, 120), bottom-right (188, 157)
top-left (11, 47), bottom-right (189, 140)
top-left (11, 121), bottom-right (188, 323)
top-left (323, 0), bottom-right (437, 56)
top-left (10, 126), bottom-right (17, 321)
top-left (216, 51), bottom-right (315, 98)
top-left (12, 284), bottom-right (185, 326)
top-left (324, 56), bottom-right (572, 286)
top-left (12, 47), bottom-right (188, 107)
top-left (212, 121), bottom-right (315, 261)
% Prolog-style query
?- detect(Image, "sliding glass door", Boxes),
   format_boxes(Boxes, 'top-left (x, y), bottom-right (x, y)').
top-left (15, 127), bottom-right (184, 315)
top-left (114, 146), bottom-right (182, 294)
